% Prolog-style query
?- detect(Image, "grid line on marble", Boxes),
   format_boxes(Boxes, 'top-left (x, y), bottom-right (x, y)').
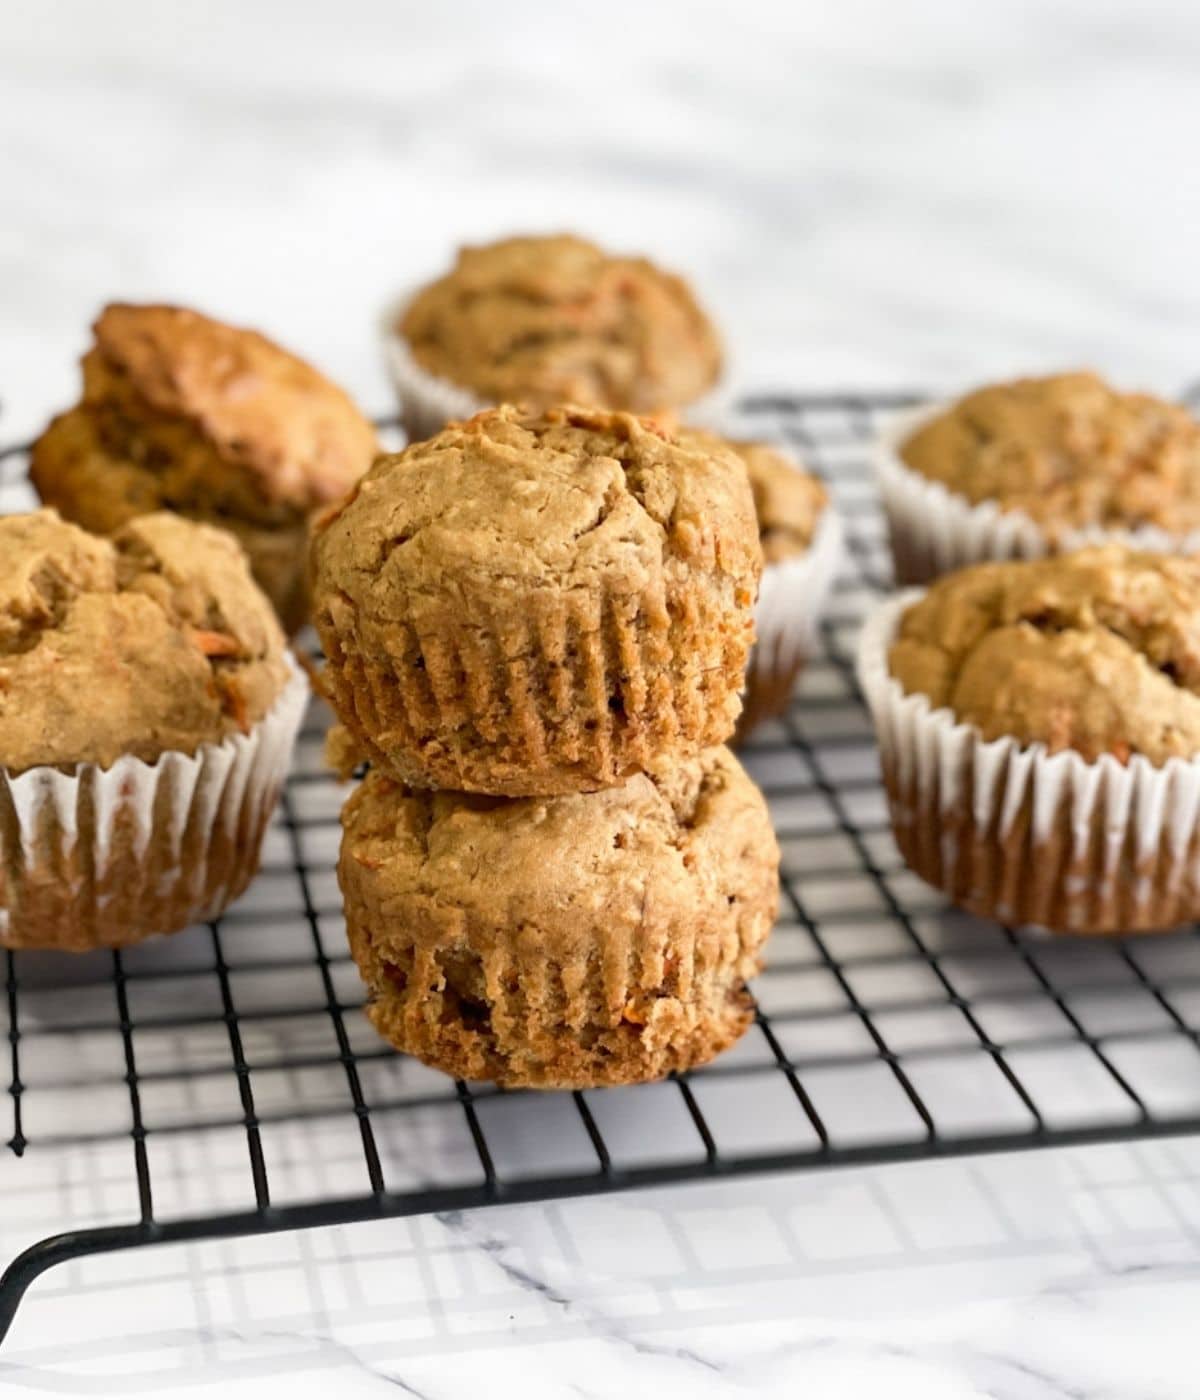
top-left (7, 398), bottom-right (1200, 1345)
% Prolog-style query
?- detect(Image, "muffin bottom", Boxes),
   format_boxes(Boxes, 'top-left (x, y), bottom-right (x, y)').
top-left (734, 508), bottom-right (842, 742)
top-left (736, 649), bottom-right (809, 741)
top-left (0, 799), bottom-right (278, 951)
top-left (0, 664), bottom-right (308, 952)
top-left (365, 965), bottom-right (758, 1089)
top-left (882, 761), bottom-right (1200, 936)
top-left (345, 883), bottom-right (770, 1089)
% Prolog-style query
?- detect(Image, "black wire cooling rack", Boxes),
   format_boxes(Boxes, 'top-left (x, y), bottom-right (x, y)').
top-left (5, 393), bottom-right (1200, 1347)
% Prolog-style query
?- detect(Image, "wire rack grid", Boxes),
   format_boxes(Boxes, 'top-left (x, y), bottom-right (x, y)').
top-left (5, 395), bottom-right (1200, 1346)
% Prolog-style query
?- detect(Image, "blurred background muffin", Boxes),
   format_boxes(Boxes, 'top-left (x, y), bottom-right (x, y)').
top-left (385, 234), bottom-right (723, 439)
top-left (683, 429), bottom-right (842, 736)
top-left (877, 371), bottom-right (1200, 584)
top-left (31, 303), bottom-right (379, 633)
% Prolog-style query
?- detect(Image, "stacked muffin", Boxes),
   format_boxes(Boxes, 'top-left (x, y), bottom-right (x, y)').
top-left (311, 404), bottom-right (781, 1088)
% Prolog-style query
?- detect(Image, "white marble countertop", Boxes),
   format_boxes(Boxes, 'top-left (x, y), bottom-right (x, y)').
top-left (5, 1142), bottom-right (1200, 1397)
top-left (4, 2), bottom-right (1200, 1394)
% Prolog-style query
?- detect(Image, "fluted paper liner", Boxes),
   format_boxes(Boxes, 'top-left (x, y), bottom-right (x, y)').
top-left (857, 594), bottom-right (1200, 935)
top-left (357, 910), bottom-right (764, 1091)
top-left (0, 660), bottom-right (309, 951)
top-left (381, 292), bottom-right (729, 443)
top-left (875, 405), bottom-right (1200, 585)
top-left (325, 575), bottom-right (750, 797)
top-left (740, 504), bottom-right (843, 735)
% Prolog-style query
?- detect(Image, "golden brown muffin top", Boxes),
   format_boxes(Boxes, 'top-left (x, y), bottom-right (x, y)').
top-left (683, 430), bottom-right (827, 562)
top-left (900, 372), bottom-right (1200, 535)
top-left (889, 546), bottom-right (1200, 765)
top-left (312, 402), bottom-right (761, 602)
top-left (0, 510), bottom-right (289, 773)
top-left (341, 745), bottom-right (777, 945)
top-left (67, 303), bottom-right (377, 518)
top-left (398, 234), bottom-right (722, 413)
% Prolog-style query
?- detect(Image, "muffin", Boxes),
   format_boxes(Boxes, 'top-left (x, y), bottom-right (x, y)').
top-left (310, 404), bottom-right (761, 797)
top-left (683, 431), bottom-right (842, 735)
top-left (0, 509), bottom-right (308, 951)
top-left (339, 746), bottom-right (779, 1088)
top-left (31, 303), bottom-right (378, 632)
top-left (385, 234), bottom-right (723, 439)
top-left (876, 372), bottom-right (1200, 584)
top-left (857, 545), bottom-right (1200, 934)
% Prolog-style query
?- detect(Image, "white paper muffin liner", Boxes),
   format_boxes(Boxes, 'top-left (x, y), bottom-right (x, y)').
top-left (382, 292), bottom-right (729, 443)
top-left (856, 592), bottom-right (1200, 935)
top-left (0, 659), bottom-right (309, 951)
top-left (740, 504), bottom-right (843, 733)
top-left (875, 404), bottom-right (1200, 585)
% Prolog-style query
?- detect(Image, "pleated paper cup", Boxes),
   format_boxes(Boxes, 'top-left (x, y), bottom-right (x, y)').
top-left (857, 593), bottom-right (1200, 936)
top-left (738, 505), bottom-right (844, 737)
top-left (874, 404), bottom-right (1200, 585)
top-left (381, 295), bottom-right (487, 443)
top-left (381, 292), bottom-right (729, 444)
top-left (0, 659), bottom-right (309, 952)
top-left (320, 567), bottom-right (753, 798)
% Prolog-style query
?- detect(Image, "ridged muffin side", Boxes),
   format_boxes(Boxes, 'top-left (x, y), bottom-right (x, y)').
top-left (338, 746), bottom-right (780, 1088)
top-left (311, 405), bottom-right (762, 796)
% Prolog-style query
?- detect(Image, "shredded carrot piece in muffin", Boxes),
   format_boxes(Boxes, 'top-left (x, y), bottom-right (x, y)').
top-left (188, 627), bottom-right (241, 658)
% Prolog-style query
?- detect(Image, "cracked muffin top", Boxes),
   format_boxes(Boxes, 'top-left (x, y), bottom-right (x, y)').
top-left (683, 430), bottom-right (827, 563)
top-left (32, 303), bottom-right (378, 524)
top-left (311, 402), bottom-right (761, 604)
top-left (888, 546), bottom-right (1200, 764)
top-left (0, 510), bottom-right (288, 773)
top-left (340, 745), bottom-right (777, 943)
top-left (397, 234), bottom-right (722, 414)
top-left (899, 372), bottom-right (1200, 535)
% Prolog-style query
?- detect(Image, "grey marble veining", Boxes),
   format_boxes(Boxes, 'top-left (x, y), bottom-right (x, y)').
top-left (4, 1145), bottom-right (1199, 1396)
